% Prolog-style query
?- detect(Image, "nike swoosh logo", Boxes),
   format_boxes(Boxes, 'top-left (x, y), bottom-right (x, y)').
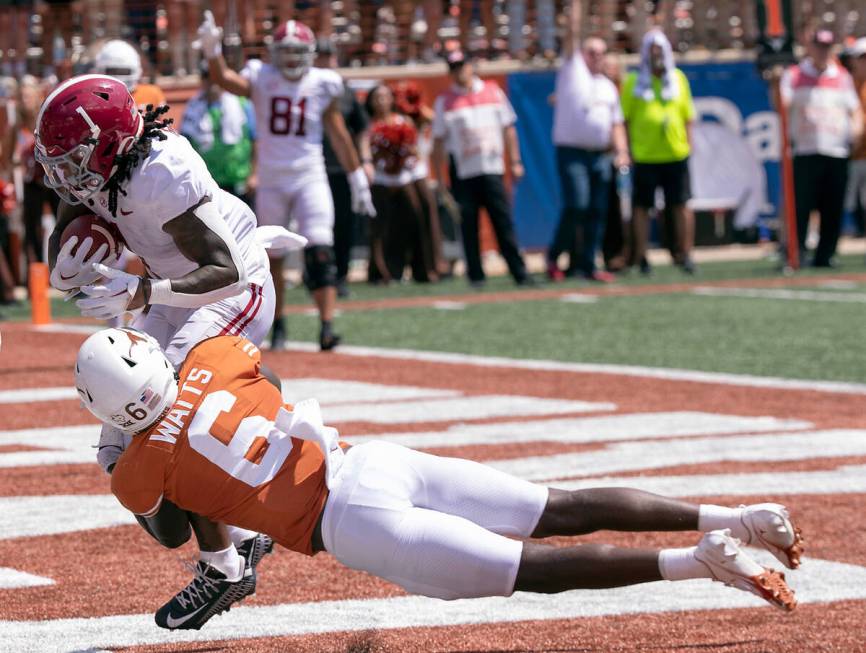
top-left (59, 272), bottom-right (77, 281)
top-left (120, 209), bottom-right (133, 216)
top-left (165, 602), bottom-right (211, 629)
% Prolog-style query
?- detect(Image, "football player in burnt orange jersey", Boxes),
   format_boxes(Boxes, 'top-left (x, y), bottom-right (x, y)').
top-left (76, 329), bottom-right (805, 630)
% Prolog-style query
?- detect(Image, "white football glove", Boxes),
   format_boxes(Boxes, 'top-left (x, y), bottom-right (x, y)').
top-left (197, 10), bottom-right (223, 59)
top-left (50, 236), bottom-right (109, 292)
top-left (348, 167), bottom-right (376, 217)
top-left (76, 263), bottom-right (141, 320)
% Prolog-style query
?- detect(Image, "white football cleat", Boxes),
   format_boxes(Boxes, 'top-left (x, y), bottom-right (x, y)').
top-left (740, 503), bottom-right (805, 569)
top-left (695, 529), bottom-right (797, 612)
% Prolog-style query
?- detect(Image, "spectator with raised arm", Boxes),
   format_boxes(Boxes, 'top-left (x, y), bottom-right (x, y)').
top-left (546, 0), bottom-right (629, 283)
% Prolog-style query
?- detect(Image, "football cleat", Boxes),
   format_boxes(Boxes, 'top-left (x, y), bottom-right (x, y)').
top-left (739, 503), bottom-right (805, 569)
top-left (695, 529), bottom-right (797, 612)
top-left (155, 561), bottom-right (255, 630)
top-left (237, 533), bottom-right (274, 574)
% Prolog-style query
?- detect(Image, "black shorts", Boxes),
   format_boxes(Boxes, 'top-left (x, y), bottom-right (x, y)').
top-left (632, 159), bottom-right (691, 209)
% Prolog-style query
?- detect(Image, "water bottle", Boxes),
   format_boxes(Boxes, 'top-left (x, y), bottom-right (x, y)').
top-left (616, 165), bottom-right (633, 222)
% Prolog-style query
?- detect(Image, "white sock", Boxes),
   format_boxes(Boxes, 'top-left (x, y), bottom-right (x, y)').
top-left (199, 545), bottom-right (244, 582)
top-left (658, 547), bottom-right (710, 581)
top-left (226, 526), bottom-right (258, 547)
top-left (698, 504), bottom-right (745, 539)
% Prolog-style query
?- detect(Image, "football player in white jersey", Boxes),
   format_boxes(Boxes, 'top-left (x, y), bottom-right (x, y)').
top-left (36, 74), bottom-right (296, 629)
top-left (199, 11), bottom-right (376, 351)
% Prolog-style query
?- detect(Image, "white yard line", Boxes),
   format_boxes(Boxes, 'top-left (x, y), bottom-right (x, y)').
top-left (487, 429), bottom-right (866, 481)
top-left (0, 558), bottom-right (859, 652)
top-left (349, 412), bottom-right (810, 448)
top-left (692, 286), bottom-right (866, 303)
top-left (284, 341), bottom-right (866, 395)
top-left (4, 454), bottom-right (861, 540)
top-left (0, 568), bottom-right (54, 589)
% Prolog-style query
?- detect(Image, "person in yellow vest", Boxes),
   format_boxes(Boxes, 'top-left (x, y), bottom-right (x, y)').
top-left (620, 29), bottom-right (696, 275)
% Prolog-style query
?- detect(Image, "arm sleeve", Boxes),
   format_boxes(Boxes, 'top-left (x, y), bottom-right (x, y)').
top-left (110, 445), bottom-right (167, 517)
top-left (240, 59), bottom-right (262, 85)
top-left (321, 70), bottom-right (345, 104)
top-left (431, 96), bottom-right (447, 139)
top-left (496, 85), bottom-right (517, 126)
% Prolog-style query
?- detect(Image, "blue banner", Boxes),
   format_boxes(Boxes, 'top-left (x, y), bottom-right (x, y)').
top-left (507, 59), bottom-right (779, 249)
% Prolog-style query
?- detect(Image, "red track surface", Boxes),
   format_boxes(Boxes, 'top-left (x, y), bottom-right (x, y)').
top-left (1, 323), bottom-right (864, 652)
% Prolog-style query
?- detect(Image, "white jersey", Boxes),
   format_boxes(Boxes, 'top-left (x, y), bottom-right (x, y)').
top-left (85, 131), bottom-right (269, 286)
top-left (241, 61), bottom-right (343, 181)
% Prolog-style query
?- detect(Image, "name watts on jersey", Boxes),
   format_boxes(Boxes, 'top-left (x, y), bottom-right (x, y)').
top-left (150, 367), bottom-right (214, 445)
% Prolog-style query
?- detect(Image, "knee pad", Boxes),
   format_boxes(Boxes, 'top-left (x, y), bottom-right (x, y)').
top-left (303, 245), bottom-right (337, 292)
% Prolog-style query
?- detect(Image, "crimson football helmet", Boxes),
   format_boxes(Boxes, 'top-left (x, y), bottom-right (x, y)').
top-left (270, 20), bottom-right (316, 79)
top-left (35, 74), bottom-right (143, 204)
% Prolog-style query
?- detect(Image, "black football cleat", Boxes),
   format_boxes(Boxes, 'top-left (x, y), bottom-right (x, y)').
top-left (237, 533), bottom-right (274, 574)
top-left (154, 561), bottom-right (255, 630)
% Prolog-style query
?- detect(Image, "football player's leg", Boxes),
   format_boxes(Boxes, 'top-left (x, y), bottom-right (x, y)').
top-left (255, 185), bottom-right (292, 348)
top-left (531, 488), bottom-right (699, 538)
top-left (295, 174), bottom-right (339, 350)
top-left (321, 442), bottom-right (526, 598)
top-left (514, 532), bottom-right (797, 611)
top-left (135, 499), bottom-right (192, 550)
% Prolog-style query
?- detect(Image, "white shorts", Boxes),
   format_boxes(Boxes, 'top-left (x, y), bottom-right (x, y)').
top-left (96, 278), bottom-right (276, 472)
top-left (133, 278), bottom-right (276, 367)
top-left (321, 441), bottom-right (549, 600)
top-left (256, 168), bottom-right (335, 249)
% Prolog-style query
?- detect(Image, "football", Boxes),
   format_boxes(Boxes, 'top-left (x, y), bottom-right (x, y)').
top-left (60, 214), bottom-right (125, 262)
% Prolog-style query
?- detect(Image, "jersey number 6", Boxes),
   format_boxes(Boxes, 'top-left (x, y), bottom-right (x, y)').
top-left (187, 390), bottom-right (294, 487)
top-left (270, 96), bottom-right (307, 136)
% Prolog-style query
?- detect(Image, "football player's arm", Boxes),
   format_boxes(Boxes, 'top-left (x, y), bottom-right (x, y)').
top-left (138, 196), bottom-right (247, 308)
top-left (198, 9), bottom-right (251, 97)
top-left (322, 100), bottom-right (363, 173)
top-left (207, 55), bottom-right (252, 98)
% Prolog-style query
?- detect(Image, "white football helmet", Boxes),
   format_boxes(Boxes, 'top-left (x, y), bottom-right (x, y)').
top-left (269, 20), bottom-right (316, 79)
top-left (93, 40), bottom-right (143, 92)
top-left (75, 328), bottom-right (178, 433)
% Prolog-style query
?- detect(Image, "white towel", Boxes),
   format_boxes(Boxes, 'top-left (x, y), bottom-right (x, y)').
top-left (634, 29), bottom-right (679, 102)
top-left (181, 91), bottom-right (246, 152)
top-left (275, 399), bottom-right (344, 489)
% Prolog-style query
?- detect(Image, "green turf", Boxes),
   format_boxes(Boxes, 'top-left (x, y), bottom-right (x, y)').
top-left (281, 256), bottom-right (866, 383)
top-left (11, 252), bottom-right (866, 383)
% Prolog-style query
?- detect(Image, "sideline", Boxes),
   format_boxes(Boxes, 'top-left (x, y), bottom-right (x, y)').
top-left (283, 341), bottom-right (866, 395)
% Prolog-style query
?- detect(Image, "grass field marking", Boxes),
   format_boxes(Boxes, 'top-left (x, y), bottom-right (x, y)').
top-left (0, 495), bottom-right (135, 539)
top-left (0, 568), bottom-right (55, 589)
top-left (560, 293), bottom-right (599, 304)
top-left (1, 558), bottom-right (861, 652)
top-left (0, 387), bottom-right (79, 404)
top-left (432, 301), bottom-right (467, 310)
top-left (283, 341), bottom-right (866, 395)
top-left (280, 379), bottom-right (460, 405)
top-left (348, 412), bottom-right (811, 448)
top-left (692, 287), bottom-right (866, 303)
top-left (487, 429), bottom-right (866, 481)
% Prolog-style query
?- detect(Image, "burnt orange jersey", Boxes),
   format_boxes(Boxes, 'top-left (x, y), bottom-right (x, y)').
top-left (111, 336), bottom-right (329, 555)
top-left (132, 84), bottom-right (166, 112)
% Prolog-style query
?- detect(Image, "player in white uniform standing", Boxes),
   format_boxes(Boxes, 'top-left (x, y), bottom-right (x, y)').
top-left (36, 74), bottom-right (297, 630)
top-left (199, 12), bottom-right (376, 351)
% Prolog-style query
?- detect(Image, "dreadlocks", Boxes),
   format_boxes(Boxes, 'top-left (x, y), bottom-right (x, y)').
top-left (103, 104), bottom-right (174, 217)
